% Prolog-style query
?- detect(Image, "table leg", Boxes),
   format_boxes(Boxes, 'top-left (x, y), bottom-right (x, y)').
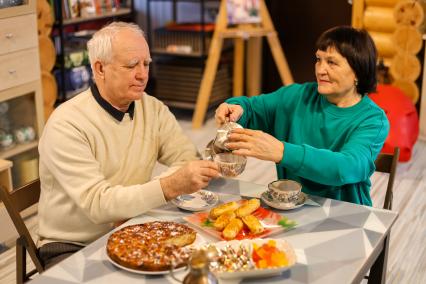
top-left (368, 234), bottom-right (390, 284)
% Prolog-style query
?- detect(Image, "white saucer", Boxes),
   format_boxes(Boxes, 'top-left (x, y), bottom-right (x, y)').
top-left (171, 190), bottom-right (219, 211)
top-left (261, 191), bottom-right (306, 210)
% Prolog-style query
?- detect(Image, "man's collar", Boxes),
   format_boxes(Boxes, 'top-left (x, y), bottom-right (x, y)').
top-left (90, 83), bottom-right (134, 121)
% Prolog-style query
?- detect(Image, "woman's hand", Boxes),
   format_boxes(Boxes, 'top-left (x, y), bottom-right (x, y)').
top-left (226, 128), bottom-right (284, 163)
top-left (215, 103), bottom-right (244, 126)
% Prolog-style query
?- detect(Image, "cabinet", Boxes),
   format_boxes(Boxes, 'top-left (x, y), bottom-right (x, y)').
top-left (51, 0), bottom-right (134, 102)
top-left (146, 0), bottom-right (232, 109)
top-left (0, 0), bottom-right (44, 188)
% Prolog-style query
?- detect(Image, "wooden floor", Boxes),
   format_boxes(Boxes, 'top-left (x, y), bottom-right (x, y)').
top-left (0, 112), bottom-right (425, 284)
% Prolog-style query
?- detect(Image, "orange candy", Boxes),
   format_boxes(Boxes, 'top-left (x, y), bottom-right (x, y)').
top-left (252, 240), bottom-right (288, 268)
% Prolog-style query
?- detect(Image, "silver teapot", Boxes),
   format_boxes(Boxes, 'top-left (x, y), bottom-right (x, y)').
top-left (203, 122), bottom-right (243, 160)
top-left (171, 249), bottom-right (218, 284)
top-left (213, 122), bottom-right (243, 151)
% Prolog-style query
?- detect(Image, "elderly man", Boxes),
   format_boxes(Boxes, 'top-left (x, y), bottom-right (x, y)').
top-left (37, 22), bottom-right (219, 267)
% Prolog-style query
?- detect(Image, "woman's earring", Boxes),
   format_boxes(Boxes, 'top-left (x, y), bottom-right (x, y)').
top-left (354, 79), bottom-right (358, 86)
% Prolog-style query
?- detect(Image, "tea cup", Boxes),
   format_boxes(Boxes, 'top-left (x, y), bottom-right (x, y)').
top-left (213, 152), bottom-right (247, 177)
top-left (267, 180), bottom-right (302, 205)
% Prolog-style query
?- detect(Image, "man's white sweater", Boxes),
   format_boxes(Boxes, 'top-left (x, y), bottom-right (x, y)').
top-left (37, 88), bottom-right (199, 246)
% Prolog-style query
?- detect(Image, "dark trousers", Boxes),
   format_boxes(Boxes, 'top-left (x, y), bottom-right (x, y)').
top-left (39, 242), bottom-right (84, 269)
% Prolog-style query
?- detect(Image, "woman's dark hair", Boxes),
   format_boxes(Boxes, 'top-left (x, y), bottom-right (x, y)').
top-left (316, 26), bottom-right (377, 95)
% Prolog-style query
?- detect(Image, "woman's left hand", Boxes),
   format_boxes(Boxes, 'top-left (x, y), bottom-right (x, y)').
top-left (226, 128), bottom-right (284, 163)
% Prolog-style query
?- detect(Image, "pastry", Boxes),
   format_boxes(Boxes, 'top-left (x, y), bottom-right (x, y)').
top-left (209, 201), bottom-right (239, 220)
top-left (235, 198), bottom-right (260, 217)
top-left (222, 218), bottom-right (243, 240)
top-left (213, 211), bottom-right (236, 231)
top-left (241, 215), bottom-right (264, 234)
top-left (106, 221), bottom-right (196, 271)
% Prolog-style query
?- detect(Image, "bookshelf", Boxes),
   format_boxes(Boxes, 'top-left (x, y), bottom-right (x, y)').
top-left (146, 0), bottom-right (233, 110)
top-left (51, 0), bottom-right (134, 102)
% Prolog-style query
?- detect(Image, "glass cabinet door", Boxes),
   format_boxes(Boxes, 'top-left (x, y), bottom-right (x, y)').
top-left (0, 0), bottom-right (35, 18)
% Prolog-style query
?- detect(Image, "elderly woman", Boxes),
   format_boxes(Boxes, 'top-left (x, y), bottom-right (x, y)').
top-left (215, 26), bottom-right (389, 205)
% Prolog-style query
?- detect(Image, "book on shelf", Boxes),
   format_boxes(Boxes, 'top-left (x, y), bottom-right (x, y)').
top-left (68, 0), bottom-right (79, 18)
top-left (62, 0), bottom-right (70, 19)
top-left (96, 0), bottom-right (119, 14)
top-left (80, 0), bottom-right (97, 17)
top-left (57, 0), bottom-right (128, 20)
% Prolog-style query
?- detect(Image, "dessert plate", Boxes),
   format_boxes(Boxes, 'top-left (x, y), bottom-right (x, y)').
top-left (184, 200), bottom-right (296, 241)
top-left (261, 191), bottom-right (306, 210)
top-left (171, 190), bottom-right (219, 211)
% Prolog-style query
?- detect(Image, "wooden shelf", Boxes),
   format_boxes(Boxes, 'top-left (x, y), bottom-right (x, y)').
top-left (0, 81), bottom-right (39, 103)
top-left (0, 141), bottom-right (38, 159)
top-left (0, 1), bottom-right (36, 18)
top-left (0, 159), bottom-right (12, 173)
top-left (62, 8), bottom-right (132, 26)
top-left (152, 49), bottom-right (206, 57)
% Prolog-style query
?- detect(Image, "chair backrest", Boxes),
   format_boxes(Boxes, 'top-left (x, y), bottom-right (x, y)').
top-left (374, 147), bottom-right (400, 210)
top-left (0, 179), bottom-right (44, 274)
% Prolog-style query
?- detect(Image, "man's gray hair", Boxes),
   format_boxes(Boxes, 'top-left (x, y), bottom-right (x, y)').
top-left (87, 22), bottom-right (145, 67)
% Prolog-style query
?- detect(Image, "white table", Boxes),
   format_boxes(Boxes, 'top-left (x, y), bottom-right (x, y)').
top-left (29, 178), bottom-right (398, 283)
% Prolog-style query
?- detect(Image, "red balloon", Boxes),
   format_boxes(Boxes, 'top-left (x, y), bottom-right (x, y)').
top-left (368, 84), bottom-right (419, 162)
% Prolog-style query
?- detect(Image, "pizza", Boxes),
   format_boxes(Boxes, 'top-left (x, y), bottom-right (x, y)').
top-left (106, 221), bottom-right (196, 271)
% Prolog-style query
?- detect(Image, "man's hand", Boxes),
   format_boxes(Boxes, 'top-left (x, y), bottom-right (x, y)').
top-left (160, 160), bottom-right (220, 200)
top-left (226, 128), bottom-right (284, 163)
top-left (215, 103), bottom-right (244, 126)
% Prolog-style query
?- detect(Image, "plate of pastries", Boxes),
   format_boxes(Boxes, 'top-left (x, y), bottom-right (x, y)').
top-left (184, 198), bottom-right (296, 240)
top-left (106, 221), bottom-right (201, 274)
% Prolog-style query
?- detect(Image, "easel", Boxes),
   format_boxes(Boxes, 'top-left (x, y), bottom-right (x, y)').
top-left (192, 0), bottom-right (294, 129)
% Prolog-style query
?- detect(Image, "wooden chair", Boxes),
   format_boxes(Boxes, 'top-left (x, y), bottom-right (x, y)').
top-left (366, 147), bottom-right (399, 284)
top-left (0, 179), bottom-right (44, 284)
top-left (374, 147), bottom-right (400, 210)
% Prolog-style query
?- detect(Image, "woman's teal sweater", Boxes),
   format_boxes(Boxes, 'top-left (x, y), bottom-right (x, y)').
top-left (226, 82), bottom-right (389, 205)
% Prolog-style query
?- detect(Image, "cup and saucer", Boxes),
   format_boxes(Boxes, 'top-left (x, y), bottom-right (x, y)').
top-left (261, 179), bottom-right (306, 210)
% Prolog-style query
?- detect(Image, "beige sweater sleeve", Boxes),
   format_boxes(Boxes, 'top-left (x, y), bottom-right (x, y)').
top-left (153, 102), bottom-right (201, 178)
top-left (39, 115), bottom-right (167, 225)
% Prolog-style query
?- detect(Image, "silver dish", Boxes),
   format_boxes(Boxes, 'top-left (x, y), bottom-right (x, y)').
top-left (171, 190), bottom-right (219, 211)
top-left (261, 190), bottom-right (306, 210)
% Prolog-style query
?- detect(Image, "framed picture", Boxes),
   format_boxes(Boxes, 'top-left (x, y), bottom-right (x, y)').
top-left (227, 0), bottom-right (261, 25)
